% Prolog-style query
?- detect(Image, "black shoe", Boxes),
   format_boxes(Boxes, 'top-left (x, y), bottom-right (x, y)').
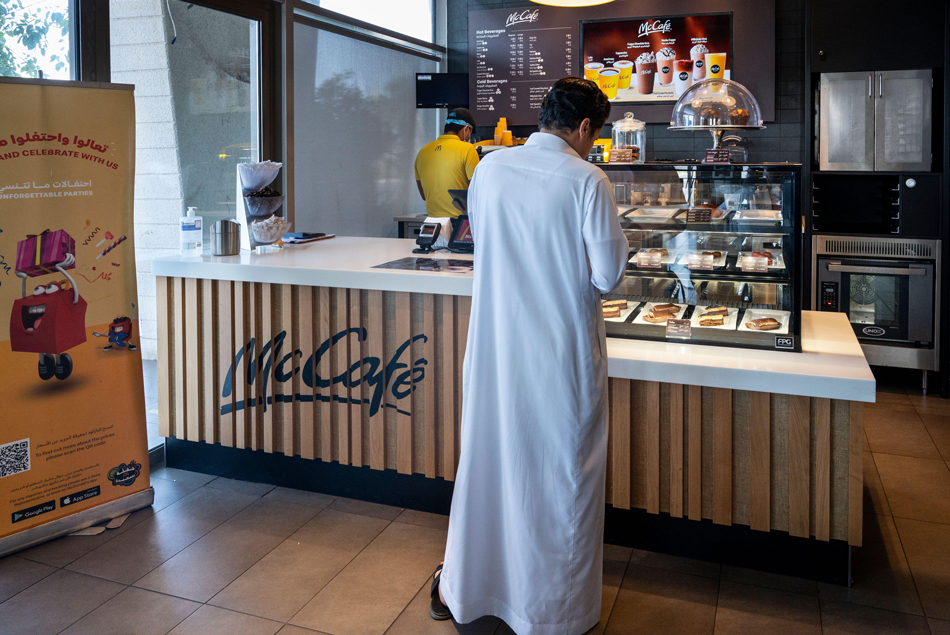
top-left (430, 564), bottom-right (452, 621)
top-left (128, 344), bottom-right (137, 351)
top-left (103, 345), bottom-right (113, 350)
top-left (54, 353), bottom-right (73, 380)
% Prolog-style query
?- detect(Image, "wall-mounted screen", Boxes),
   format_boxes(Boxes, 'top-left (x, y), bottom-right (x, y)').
top-left (580, 14), bottom-right (733, 104)
top-left (416, 73), bottom-right (469, 108)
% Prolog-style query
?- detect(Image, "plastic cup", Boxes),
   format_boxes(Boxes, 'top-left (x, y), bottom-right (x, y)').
top-left (635, 62), bottom-right (657, 95)
top-left (502, 130), bottom-right (513, 146)
top-left (673, 60), bottom-right (694, 97)
top-left (706, 53), bottom-right (727, 79)
top-left (584, 62), bottom-right (604, 81)
top-left (598, 68), bottom-right (620, 100)
top-left (614, 60), bottom-right (634, 89)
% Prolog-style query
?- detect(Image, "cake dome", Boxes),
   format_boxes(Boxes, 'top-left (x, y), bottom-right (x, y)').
top-left (669, 79), bottom-right (765, 129)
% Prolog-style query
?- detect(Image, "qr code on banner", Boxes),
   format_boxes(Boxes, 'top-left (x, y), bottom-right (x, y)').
top-left (0, 439), bottom-right (30, 478)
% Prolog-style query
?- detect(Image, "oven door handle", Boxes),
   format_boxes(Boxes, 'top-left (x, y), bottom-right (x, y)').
top-left (827, 263), bottom-right (927, 276)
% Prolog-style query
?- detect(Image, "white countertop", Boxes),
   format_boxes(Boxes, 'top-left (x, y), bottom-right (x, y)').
top-left (152, 237), bottom-right (474, 296)
top-left (153, 237), bottom-right (875, 403)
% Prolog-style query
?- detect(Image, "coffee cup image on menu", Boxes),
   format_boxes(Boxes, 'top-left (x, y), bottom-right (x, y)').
top-left (690, 44), bottom-right (709, 80)
top-left (656, 48), bottom-right (677, 86)
top-left (584, 62), bottom-right (604, 81)
top-left (598, 67), bottom-right (621, 100)
top-left (634, 52), bottom-right (657, 95)
top-left (674, 59), bottom-right (694, 96)
top-left (613, 60), bottom-right (634, 89)
top-left (705, 52), bottom-right (727, 79)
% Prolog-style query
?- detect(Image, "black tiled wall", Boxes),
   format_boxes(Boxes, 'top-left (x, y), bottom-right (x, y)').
top-left (448, 0), bottom-right (806, 164)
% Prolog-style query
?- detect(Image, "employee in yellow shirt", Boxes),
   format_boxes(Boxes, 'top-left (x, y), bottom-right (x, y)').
top-left (414, 108), bottom-right (479, 218)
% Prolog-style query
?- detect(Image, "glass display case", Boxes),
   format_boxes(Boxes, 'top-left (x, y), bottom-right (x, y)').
top-left (600, 163), bottom-right (802, 352)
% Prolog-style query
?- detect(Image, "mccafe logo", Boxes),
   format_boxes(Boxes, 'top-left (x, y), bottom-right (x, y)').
top-left (506, 9), bottom-right (539, 27)
top-left (661, 65), bottom-right (671, 74)
top-left (695, 60), bottom-right (704, 68)
top-left (222, 328), bottom-right (427, 417)
top-left (679, 71), bottom-right (689, 80)
top-left (711, 64), bottom-right (721, 73)
top-left (638, 19), bottom-right (672, 38)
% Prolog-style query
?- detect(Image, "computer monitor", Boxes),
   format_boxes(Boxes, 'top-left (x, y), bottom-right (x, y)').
top-left (448, 215), bottom-right (474, 253)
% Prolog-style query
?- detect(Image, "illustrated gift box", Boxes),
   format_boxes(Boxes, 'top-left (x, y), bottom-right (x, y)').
top-left (15, 229), bottom-right (76, 277)
top-left (9, 286), bottom-right (88, 354)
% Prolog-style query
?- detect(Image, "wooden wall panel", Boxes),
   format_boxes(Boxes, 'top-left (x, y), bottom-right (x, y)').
top-left (161, 278), bottom-right (864, 546)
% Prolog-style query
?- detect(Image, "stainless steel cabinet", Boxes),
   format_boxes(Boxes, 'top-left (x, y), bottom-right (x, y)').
top-left (819, 70), bottom-right (931, 172)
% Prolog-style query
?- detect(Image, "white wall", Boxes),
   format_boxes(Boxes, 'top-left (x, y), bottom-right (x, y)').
top-left (110, 0), bottom-right (185, 360)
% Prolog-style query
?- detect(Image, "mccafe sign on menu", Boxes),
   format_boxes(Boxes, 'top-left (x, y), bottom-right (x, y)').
top-left (581, 14), bottom-right (733, 103)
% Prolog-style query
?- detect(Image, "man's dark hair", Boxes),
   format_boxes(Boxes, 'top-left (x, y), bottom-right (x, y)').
top-left (538, 77), bottom-right (612, 133)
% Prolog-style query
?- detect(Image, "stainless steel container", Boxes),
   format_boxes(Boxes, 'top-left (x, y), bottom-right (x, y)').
top-left (211, 219), bottom-right (241, 256)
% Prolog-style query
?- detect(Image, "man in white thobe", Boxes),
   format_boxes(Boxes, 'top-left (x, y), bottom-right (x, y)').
top-left (434, 77), bottom-right (629, 635)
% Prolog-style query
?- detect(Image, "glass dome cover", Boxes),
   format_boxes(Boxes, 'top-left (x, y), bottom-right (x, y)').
top-left (669, 79), bottom-right (765, 130)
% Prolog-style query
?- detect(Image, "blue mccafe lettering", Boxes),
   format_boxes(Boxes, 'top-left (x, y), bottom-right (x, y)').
top-left (221, 328), bottom-right (427, 417)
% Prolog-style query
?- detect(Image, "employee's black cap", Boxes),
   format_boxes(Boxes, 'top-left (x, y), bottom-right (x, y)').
top-left (446, 108), bottom-right (477, 129)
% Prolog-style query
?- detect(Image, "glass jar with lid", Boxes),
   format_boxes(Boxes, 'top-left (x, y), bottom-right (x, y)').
top-left (611, 112), bottom-right (645, 163)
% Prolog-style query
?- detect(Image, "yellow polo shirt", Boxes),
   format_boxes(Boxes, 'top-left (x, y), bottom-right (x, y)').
top-left (414, 135), bottom-right (479, 218)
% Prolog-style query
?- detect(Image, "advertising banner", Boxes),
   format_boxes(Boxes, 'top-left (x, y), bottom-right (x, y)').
top-left (581, 14), bottom-right (733, 103)
top-left (0, 79), bottom-right (151, 550)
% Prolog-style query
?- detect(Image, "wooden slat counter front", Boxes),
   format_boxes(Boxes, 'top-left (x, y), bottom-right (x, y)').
top-left (153, 238), bottom-right (875, 546)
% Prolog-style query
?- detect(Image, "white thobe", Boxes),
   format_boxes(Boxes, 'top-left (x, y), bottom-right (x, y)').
top-left (441, 132), bottom-right (629, 635)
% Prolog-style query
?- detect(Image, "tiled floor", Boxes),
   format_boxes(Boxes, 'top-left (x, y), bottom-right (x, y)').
top-left (3, 386), bottom-right (950, 634)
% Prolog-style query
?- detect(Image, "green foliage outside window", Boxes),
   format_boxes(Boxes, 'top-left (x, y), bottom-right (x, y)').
top-left (0, 0), bottom-right (70, 78)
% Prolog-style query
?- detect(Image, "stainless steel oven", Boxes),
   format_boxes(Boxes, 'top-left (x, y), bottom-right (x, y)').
top-left (813, 236), bottom-right (940, 373)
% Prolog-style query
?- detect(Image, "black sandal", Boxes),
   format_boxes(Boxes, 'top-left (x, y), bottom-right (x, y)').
top-left (430, 564), bottom-right (452, 621)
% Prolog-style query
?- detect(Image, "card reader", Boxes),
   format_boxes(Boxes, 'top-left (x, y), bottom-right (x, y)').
top-left (413, 222), bottom-right (442, 254)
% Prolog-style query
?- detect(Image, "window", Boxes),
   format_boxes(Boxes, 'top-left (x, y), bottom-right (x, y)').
top-left (0, 0), bottom-right (75, 79)
top-left (293, 22), bottom-right (438, 237)
top-left (317, 0), bottom-right (434, 43)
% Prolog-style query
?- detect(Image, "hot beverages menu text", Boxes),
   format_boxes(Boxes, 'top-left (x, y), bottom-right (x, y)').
top-left (470, 9), bottom-right (577, 126)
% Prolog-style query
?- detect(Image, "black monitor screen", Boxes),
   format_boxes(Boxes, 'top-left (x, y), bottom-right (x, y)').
top-left (416, 73), bottom-right (468, 108)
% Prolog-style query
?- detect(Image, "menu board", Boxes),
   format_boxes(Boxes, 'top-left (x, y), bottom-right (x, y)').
top-left (581, 14), bottom-right (732, 104)
top-left (468, 1), bottom-right (774, 126)
top-left (470, 8), bottom-right (574, 122)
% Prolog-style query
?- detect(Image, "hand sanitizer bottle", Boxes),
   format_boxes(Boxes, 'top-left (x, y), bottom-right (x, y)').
top-left (180, 207), bottom-right (203, 255)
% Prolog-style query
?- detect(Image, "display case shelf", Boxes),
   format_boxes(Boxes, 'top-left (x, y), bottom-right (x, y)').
top-left (600, 163), bottom-right (802, 352)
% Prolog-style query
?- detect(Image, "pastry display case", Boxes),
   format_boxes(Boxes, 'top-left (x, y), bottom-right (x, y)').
top-left (601, 163), bottom-right (802, 352)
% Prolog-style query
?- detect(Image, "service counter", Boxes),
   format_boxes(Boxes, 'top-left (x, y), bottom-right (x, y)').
top-left (153, 237), bottom-right (874, 546)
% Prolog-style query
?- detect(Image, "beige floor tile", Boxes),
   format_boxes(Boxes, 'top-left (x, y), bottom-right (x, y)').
top-left (628, 548), bottom-right (721, 579)
top-left (0, 555), bottom-right (56, 603)
top-left (151, 467), bottom-right (217, 487)
top-left (603, 544), bottom-right (633, 564)
top-left (329, 496), bottom-right (404, 521)
top-left (588, 558), bottom-right (627, 635)
top-left (0, 570), bottom-right (125, 635)
top-left (721, 565), bottom-right (817, 596)
top-left (919, 414), bottom-right (950, 462)
top-left (135, 497), bottom-right (318, 602)
top-left (929, 618), bottom-right (950, 635)
top-left (864, 452), bottom-right (893, 517)
top-left (604, 564), bottom-right (719, 635)
top-left (18, 506), bottom-right (155, 568)
top-left (384, 576), bottom-right (500, 635)
top-left (818, 514), bottom-right (923, 616)
top-left (210, 509), bottom-right (389, 622)
top-left (290, 521), bottom-right (447, 635)
top-left (909, 395), bottom-right (950, 416)
top-left (277, 627), bottom-right (332, 635)
top-left (168, 605), bottom-right (283, 635)
top-left (264, 487), bottom-right (336, 509)
top-left (714, 581), bottom-right (820, 635)
top-left (895, 518), bottom-right (950, 621)
top-left (150, 476), bottom-right (205, 512)
top-left (60, 586), bottom-right (200, 635)
top-left (865, 409), bottom-right (942, 459)
top-left (394, 509), bottom-right (450, 531)
top-left (206, 477), bottom-right (276, 497)
top-left (66, 487), bottom-right (259, 584)
top-left (819, 600), bottom-right (930, 635)
top-left (873, 453), bottom-right (950, 524)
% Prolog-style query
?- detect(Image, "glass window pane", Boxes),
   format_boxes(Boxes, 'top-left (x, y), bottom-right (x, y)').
top-left (110, 0), bottom-right (261, 365)
top-left (318, 0), bottom-right (433, 43)
top-left (294, 24), bottom-right (438, 237)
top-left (1, 0), bottom-right (74, 79)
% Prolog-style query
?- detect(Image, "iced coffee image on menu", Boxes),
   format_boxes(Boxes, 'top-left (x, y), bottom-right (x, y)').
top-left (634, 52), bottom-right (657, 95)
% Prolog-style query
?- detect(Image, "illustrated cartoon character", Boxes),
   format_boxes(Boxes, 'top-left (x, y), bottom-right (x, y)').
top-left (11, 249), bottom-right (87, 381)
top-left (93, 314), bottom-right (137, 351)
